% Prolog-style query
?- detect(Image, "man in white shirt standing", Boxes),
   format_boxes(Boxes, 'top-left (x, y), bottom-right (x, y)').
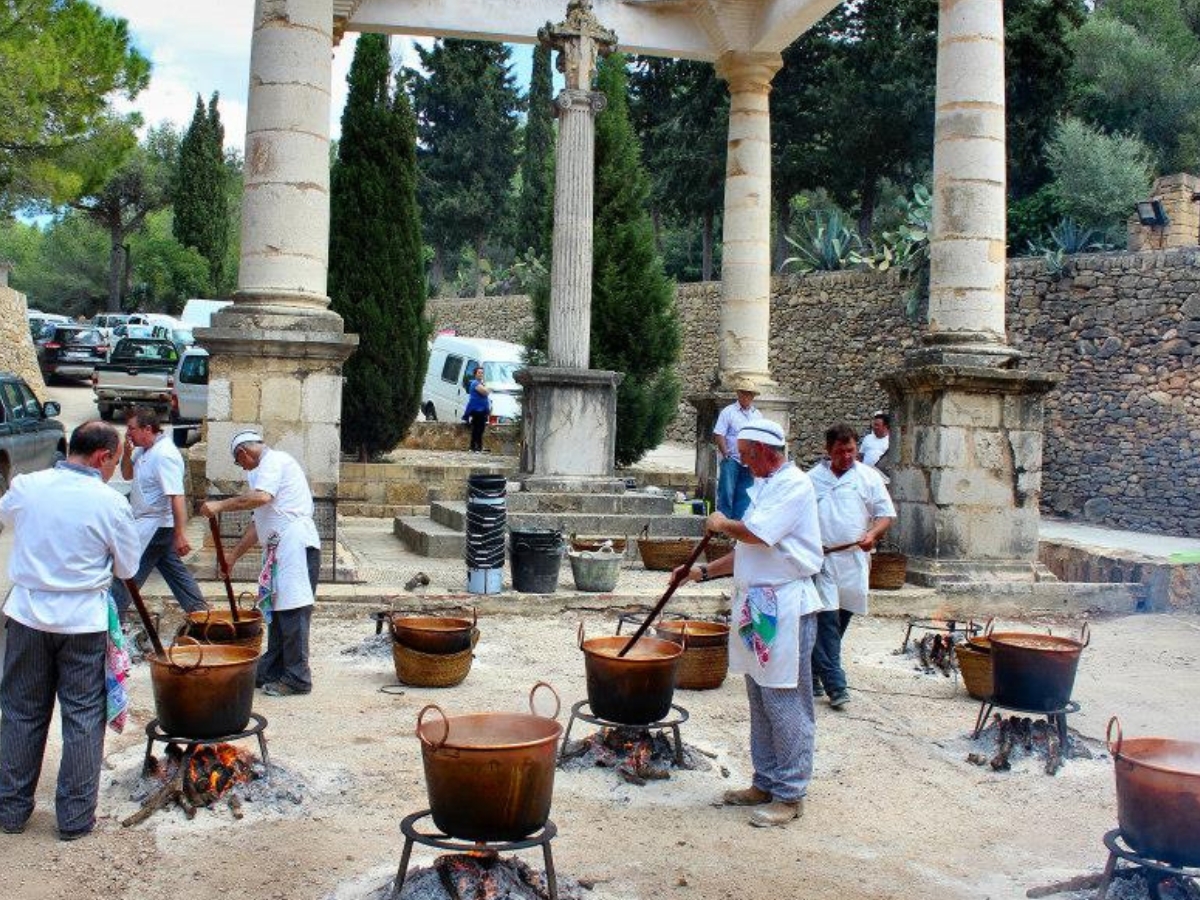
top-left (0, 421), bottom-right (140, 841)
top-left (199, 431), bottom-right (320, 697)
top-left (712, 377), bottom-right (762, 518)
top-left (110, 407), bottom-right (207, 620)
top-left (679, 419), bottom-right (829, 827)
top-left (808, 422), bottom-right (896, 710)
top-left (859, 411), bottom-right (891, 467)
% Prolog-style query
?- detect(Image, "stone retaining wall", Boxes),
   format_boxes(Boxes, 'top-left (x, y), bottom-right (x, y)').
top-left (429, 249), bottom-right (1200, 537)
top-left (0, 286), bottom-right (47, 399)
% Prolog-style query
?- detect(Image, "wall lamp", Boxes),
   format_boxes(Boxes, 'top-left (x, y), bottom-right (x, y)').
top-left (1135, 199), bottom-right (1169, 227)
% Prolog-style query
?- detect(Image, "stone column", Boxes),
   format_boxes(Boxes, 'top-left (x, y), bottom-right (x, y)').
top-left (921, 0), bottom-right (1014, 366)
top-left (547, 87), bottom-right (605, 368)
top-left (198, 0), bottom-right (356, 500)
top-left (713, 51), bottom-right (782, 387)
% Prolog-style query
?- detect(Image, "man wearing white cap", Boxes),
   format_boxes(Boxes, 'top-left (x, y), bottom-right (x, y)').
top-left (199, 431), bottom-right (320, 696)
top-left (712, 377), bottom-right (762, 519)
top-left (677, 418), bottom-right (829, 827)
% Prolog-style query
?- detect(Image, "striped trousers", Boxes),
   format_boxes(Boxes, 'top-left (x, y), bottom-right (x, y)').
top-left (745, 611), bottom-right (819, 803)
top-left (0, 620), bottom-right (106, 834)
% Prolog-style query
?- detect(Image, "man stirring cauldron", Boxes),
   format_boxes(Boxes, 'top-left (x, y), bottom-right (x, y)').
top-left (199, 430), bottom-right (319, 697)
top-left (677, 419), bottom-right (829, 827)
top-left (0, 421), bottom-right (140, 840)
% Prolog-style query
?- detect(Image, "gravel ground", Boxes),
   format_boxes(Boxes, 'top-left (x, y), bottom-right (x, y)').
top-left (1, 606), bottom-right (1197, 900)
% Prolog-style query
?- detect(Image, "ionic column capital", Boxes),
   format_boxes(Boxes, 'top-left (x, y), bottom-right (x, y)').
top-left (554, 88), bottom-right (607, 117)
top-left (715, 52), bottom-right (783, 95)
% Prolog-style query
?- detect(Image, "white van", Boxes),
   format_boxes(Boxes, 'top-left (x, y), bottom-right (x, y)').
top-left (180, 298), bottom-right (232, 329)
top-left (421, 336), bottom-right (525, 423)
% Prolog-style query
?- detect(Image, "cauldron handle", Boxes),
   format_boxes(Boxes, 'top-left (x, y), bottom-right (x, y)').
top-left (237, 590), bottom-right (259, 612)
top-left (417, 704), bottom-right (450, 750)
top-left (680, 622), bottom-right (689, 651)
top-left (1079, 622), bottom-right (1091, 648)
top-left (202, 617), bottom-right (238, 643)
top-left (167, 635), bottom-right (204, 673)
top-left (983, 619), bottom-right (995, 637)
top-left (471, 607), bottom-right (478, 628)
top-left (577, 622), bottom-right (585, 650)
top-left (1107, 716), bottom-right (1123, 757)
top-left (529, 681), bottom-right (561, 720)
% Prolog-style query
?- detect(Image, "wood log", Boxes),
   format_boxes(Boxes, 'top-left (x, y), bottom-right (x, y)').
top-left (228, 793), bottom-right (244, 820)
top-left (123, 764), bottom-right (184, 827)
top-left (1026, 872), bottom-right (1103, 898)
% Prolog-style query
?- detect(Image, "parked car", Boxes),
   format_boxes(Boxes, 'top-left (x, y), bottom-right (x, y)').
top-left (36, 325), bottom-right (110, 382)
top-left (91, 337), bottom-right (180, 421)
top-left (421, 335), bottom-right (524, 423)
top-left (170, 347), bottom-right (209, 447)
top-left (0, 373), bottom-right (65, 495)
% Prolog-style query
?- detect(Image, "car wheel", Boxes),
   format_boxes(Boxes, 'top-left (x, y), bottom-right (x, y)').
top-left (423, 401), bottom-right (437, 421)
top-left (98, 404), bottom-right (114, 421)
top-left (172, 425), bottom-right (188, 448)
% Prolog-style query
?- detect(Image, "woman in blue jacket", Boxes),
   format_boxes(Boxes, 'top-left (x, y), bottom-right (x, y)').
top-left (464, 366), bottom-right (491, 452)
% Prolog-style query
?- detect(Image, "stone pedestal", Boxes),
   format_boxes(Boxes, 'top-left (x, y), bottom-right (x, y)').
top-left (688, 388), bottom-right (798, 505)
top-left (515, 367), bottom-right (624, 493)
top-left (879, 365), bottom-right (1062, 585)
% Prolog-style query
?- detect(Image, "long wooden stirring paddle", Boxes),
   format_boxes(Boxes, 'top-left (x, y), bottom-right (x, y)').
top-left (208, 516), bottom-right (241, 623)
top-left (618, 532), bottom-right (713, 658)
top-left (123, 578), bottom-right (165, 658)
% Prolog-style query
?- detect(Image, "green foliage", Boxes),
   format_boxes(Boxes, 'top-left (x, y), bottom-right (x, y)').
top-left (1025, 218), bottom-right (1112, 276)
top-left (1045, 117), bottom-right (1154, 229)
top-left (330, 34), bottom-right (430, 460)
top-left (409, 40), bottom-right (521, 294)
top-left (514, 44), bottom-right (554, 258)
top-left (127, 210), bottom-right (209, 314)
top-left (0, 0), bottom-right (149, 210)
top-left (782, 209), bottom-right (865, 274)
top-left (1008, 186), bottom-right (1063, 253)
top-left (173, 93), bottom-right (230, 295)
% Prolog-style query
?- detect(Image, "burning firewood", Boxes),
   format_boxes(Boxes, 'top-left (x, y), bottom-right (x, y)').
top-left (559, 726), bottom-right (693, 785)
top-left (434, 853), bottom-right (554, 900)
top-left (914, 632), bottom-right (958, 676)
top-left (123, 743), bottom-right (260, 827)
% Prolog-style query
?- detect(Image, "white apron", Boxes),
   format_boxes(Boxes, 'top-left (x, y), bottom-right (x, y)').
top-left (261, 516), bottom-right (320, 611)
top-left (727, 575), bottom-right (821, 689)
top-left (816, 481), bottom-right (871, 615)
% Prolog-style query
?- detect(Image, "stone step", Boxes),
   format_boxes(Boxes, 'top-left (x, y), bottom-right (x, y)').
top-left (505, 491), bottom-right (674, 515)
top-left (429, 500), bottom-right (705, 539)
top-left (393, 516), bottom-right (464, 559)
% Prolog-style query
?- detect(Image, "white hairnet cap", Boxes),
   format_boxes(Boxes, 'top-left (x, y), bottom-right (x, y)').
top-left (736, 420), bottom-right (786, 448)
top-left (229, 429), bottom-right (263, 459)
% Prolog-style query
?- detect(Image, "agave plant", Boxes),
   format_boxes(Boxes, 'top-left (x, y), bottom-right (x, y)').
top-left (781, 209), bottom-right (866, 273)
top-left (1025, 217), bottom-right (1111, 276)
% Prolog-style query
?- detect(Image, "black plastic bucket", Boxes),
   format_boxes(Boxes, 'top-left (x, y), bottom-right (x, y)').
top-left (465, 476), bottom-right (506, 594)
top-left (510, 528), bottom-right (565, 593)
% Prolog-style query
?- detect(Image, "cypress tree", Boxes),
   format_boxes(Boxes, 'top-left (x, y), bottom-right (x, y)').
top-left (173, 93), bottom-right (229, 294)
top-left (515, 44), bottom-right (554, 258)
top-left (329, 34), bottom-right (429, 460)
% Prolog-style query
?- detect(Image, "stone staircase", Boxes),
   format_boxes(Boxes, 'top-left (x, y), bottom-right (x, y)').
top-left (394, 489), bottom-right (706, 559)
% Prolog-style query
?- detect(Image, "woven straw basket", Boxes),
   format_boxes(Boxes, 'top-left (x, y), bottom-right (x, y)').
top-left (639, 537), bottom-right (697, 571)
top-left (676, 645), bottom-right (729, 691)
top-left (704, 536), bottom-right (735, 563)
top-left (392, 628), bottom-right (479, 688)
top-left (954, 642), bottom-right (993, 701)
top-left (869, 552), bottom-right (907, 590)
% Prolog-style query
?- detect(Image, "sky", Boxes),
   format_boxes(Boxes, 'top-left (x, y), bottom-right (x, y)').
top-left (96, 0), bottom-right (537, 153)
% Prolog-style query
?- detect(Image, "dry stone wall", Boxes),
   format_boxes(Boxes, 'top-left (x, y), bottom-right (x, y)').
top-left (0, 286), bottom-right (47, 399)
top-left (429, 250), bottom-right (1200, 536)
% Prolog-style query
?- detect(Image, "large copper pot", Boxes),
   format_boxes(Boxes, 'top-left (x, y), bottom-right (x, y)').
top-left (417, 683), bottom-right (562, 842)
top-left (148, 637), bottom-right (258, 738)
top-left (390, 610), bottom-right (476, 654)
top-left (580, 625), bottom-right (683, 725)
top-left (177, 605), bottom-right (263, 649)
top-left (989, 623), bottom-right (1089, 712)
top-left (1108, 717), bottom-right (1200, 866)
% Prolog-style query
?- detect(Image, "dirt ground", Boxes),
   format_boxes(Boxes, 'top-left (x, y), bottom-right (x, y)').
top-left (2, 604), bottom-right (1198, 900)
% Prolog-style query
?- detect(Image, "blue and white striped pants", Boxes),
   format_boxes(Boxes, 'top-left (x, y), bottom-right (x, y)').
top-left (745, 611), bottom-right (818, 803)
top-left (0, 620), bottom-right (107, 834)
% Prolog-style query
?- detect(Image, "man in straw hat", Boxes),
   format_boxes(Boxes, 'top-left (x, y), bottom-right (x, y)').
top-left (678, 419), bottom-right (832, 827)
top-left (199, 430), bottom-right (320, 697)
top-left (712, 376), bottom-right (762, 519)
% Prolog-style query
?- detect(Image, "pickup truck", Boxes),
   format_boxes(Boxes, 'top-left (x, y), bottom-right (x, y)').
top-left (169, 347), bottom-right (209, 447)
top-left (91, 337), bottom-right (180, 421)
top-left (0, 373), bottom-right (65, 495)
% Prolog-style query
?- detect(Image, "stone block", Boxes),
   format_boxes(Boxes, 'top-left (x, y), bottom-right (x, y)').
top-left (972, 431), bottom-right (1007, 470)
top-left (386, 482), bottom-right (431, 505)
top-left (207, 378), bottom-right (232, 419)
top-left (933, 506), bottom-right (1040, 560)
top-left (302, 374), bottom-right (344, 423)
top-left (913, 426), bottom-right (968, 468)
top-left (889, 467), bottom-right (931, 505)
top-left (929, 467), bottom-right (1013, 506)
top-left (1007, 429), bottom-right (1043, 473)
top-left (230, 380), bottom-right (262, 422)
top-left (261, 377), bottom-right (302, 421)
top-left (932, 392), bottom-right (1002, 428)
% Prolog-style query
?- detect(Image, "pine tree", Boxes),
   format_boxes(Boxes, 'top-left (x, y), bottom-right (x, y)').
top-left (173, 93), bottom-right (229, 294)
top-left (514, 44), bottom-right (554, 258)
top-left (329, 34), bottom-right (429, 460)
top-left (410, 40), bottom-right (521, 295)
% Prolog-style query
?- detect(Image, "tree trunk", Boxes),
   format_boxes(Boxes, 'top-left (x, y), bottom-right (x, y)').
top-left (107, 230), bottom-right (125, 312)
top-left (701, 209), bottom-right (714, 282)
top-left (474, 234), bottom-right (486, 299)
top-left (123, 243), bottom-right (133, 306)
top-left (430, 248), bottom-right (445, 296)
top-left (773, 200), bottom-right (793, 273)
top-left (857, 171), bottom-right (879, 241)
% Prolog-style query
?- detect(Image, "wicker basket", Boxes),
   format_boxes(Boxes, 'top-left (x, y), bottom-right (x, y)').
top-left (638, 537), bottom-right (698, 571)
top-left (704, 536), bottom-right (735, 562)
top-left (869, 552), bottom-right (907, 590)
top-left (954, 642), bottom-right (993, 701)
top-left (392, 629), bottom-right (479, 688)
top-left (676, 644), bottom-right (729, 690)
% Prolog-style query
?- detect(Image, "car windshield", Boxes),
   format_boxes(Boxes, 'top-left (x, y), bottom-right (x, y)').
top-left (483, 361), bottom-right (521, 386)
top-left (172, 329), bottom-right (194, 345)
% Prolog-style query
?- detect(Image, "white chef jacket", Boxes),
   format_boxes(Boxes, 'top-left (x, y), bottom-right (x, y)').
top-left (728, 462), bottom-right (826, 688)
top-left (712, 401), bottom-right (761, 463)
top-left (129, 434), bottom-right (186, 549)
top-left (0, 463), bottom-right (140, 634)
top-left (807, 460), bottom-right (896, 614)
top-left (860, 432), bottom-right (890, 467)
top-left (248, 448), bottom-right (320, 611)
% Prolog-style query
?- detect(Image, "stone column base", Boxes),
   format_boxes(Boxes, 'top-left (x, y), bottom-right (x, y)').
top-left (687, 388), bottom-right (798, 505)
top-left (879, 364), bottom-right (1062, 586)
top-left (515, 367), bottom-right (624, 490)
top-left (197, 306), bottom-right (357, 500)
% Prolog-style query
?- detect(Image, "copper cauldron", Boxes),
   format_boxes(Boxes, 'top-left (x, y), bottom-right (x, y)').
top-left (177, 604), bottom-right (264, 651)
top-left (390, 610), bottom-right (477, 655)
top-left (1108, 717), bottom-right (1200, 866)
top-left (417, 683), bottom-right (562, 842)
top-left (580, 624), bottom-right (683, 725)
top-left (148, 637), bottom-right (258, 738)
top-left (989, 623), bottom-right (1090, 712)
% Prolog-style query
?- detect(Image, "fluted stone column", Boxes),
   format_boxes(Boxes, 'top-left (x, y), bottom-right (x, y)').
top-left (198, 0), bottom-right (356, 501)
top-left (922, 0), bottom-right (1013, 365)
top-left (547, 88), bottom-right (605, 368)
top-left (713, 51), bottom-right (782, 388)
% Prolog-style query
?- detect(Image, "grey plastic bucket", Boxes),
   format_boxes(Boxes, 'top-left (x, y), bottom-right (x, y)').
top-left (568, 548), bottom-right (621, 593)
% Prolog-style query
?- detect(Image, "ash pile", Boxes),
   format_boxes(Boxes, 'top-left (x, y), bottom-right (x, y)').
top-left (341, 632), bottom-right (393, 660)
top-left (894, 631), bottom-right (962, 677)
top-left (559, 726), bottom-right (713, 785)
top-left (390, 855), bottom-right (593, 900)
top-left (967, 714), bottom-right (1095, 776)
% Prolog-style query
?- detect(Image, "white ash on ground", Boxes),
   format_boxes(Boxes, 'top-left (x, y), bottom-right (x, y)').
top-left (961, 715), bottom-right (1098, 776)
top-left (324, 858), bottom-right (594, 900)
top-left (341, 632), bottom-right (394, 661)
top-left (1041, 871), bottom-right (1200, 900)
top-left (559, 726), bottom-right (713, 785)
